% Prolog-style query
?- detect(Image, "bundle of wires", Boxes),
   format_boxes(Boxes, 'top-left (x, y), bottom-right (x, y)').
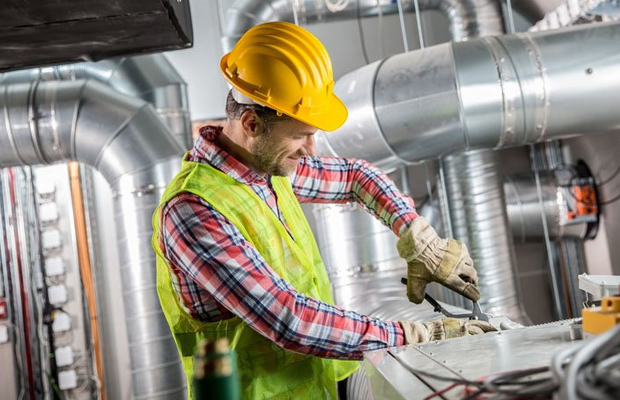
top-left (389, 322), bottom-right (620, 399)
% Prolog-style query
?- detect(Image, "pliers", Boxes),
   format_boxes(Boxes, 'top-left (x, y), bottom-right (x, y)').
top-left (401, 277), bottom-right (490, 322)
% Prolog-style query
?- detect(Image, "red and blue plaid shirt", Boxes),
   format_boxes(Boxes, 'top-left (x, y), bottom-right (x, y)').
top-left (160, 126), bottom-right (418, 360)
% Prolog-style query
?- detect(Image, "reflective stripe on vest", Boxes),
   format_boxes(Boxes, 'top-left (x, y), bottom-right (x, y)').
top-left (151, 158), bottom-right (359, 400)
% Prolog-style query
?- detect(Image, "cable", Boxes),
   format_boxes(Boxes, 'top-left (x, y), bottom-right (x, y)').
top-left (356, 0), bottom-right (371, 64)
top-left (421, 382), bottom-right (461, 400)
top-left (596, 163), bottom-right (620, 186)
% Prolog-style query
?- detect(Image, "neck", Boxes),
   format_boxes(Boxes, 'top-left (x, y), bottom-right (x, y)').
top-left (219, 121), bottom-right (266, 176)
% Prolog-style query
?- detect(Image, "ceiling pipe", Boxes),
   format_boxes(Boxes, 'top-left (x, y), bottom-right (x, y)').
top-left (0, 54), bottom-right (193, 149)
top-left (221, 0), bottom-right (503, 52)
top-left (320, 21), bottom-right (620, 169)
top-left (0, 80), bottom-right (187, 399)
top-left (511, 0), bottom-right (567, 23)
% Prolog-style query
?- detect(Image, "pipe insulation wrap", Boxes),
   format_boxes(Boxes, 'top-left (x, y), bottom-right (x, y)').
top-left (0, 80), bottom-right (187, 399)
top-left (321, 21), bottom-right (620, 166)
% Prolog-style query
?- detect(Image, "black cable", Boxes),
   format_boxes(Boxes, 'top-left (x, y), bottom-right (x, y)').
top-left (595, 163), bottom-right (620, 186)
top-left (356, 0), bottom-right (371, 64)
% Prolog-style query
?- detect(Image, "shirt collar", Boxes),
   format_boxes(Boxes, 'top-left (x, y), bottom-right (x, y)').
top-left (188, 125), bottom-right (267, 185)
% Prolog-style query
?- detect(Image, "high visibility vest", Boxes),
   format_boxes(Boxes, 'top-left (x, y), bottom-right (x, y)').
top-left (152, 158), bottom-right (359, 400)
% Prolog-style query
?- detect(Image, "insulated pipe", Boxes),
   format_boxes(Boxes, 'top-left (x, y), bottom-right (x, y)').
top-left (0, 54), bottom-right (192, 149)
top-left (321, 21), bottom-right (620, 168)
top-left (0, 80), bottom-right (187, 399)
top-left (221, 0), bottom-right (503, 52)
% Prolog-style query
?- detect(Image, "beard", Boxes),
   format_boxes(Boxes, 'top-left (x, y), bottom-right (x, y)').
top-left (251, 135), bottom-right (297, 176)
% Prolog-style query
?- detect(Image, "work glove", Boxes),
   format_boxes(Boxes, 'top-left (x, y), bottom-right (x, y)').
top-left (400, 318), bottom-right (497, 344)
top-left (397, 217), bottom-right (480, 304)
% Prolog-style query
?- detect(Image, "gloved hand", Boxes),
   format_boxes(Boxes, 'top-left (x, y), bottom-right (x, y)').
top-left (400, 318), bottom-right (497, 344)
top-left (397, 217), bottom-right (480, 304)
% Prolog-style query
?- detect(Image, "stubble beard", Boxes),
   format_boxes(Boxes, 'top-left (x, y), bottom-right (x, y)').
top-left (251, 136), bottom-right (294, 176)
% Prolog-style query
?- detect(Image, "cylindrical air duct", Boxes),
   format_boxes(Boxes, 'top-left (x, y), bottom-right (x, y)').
top-left (0, 80), bottom-right (187, 399)
top-left (441, 150), bottom-right (525, 321)
top-left (0, 54), bottom-right (192, 149)
top-left (321, 21), bottom-right (620, 167)
top-left (221, 0), bottom-right (503, 52)
top-left (504, 173), bottom-right (588, 242)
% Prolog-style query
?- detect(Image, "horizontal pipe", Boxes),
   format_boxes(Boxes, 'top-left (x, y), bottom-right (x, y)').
top-left (221, 0), bottom-right (503, 52)
top-left (320, 21), bottom-right (620, 169)
top-left (0, 55), bottom-right (192, 149)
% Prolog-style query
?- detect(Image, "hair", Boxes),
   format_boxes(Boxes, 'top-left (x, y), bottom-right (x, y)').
top-left (225, 90), bottom-right (292, 133)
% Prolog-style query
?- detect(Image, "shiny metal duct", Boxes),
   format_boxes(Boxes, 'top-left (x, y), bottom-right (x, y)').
top-left (221, 0), bottom-right (503, 52)
top-left (321, 21), bottom-right (620, 168)
top-left (0, 54), bottom-right (192, 149)
top-left (441, 150), bottom-right (525, 321)
top-left (0, 80), bottom-right (186, 399)
top-left (504, 173), bottom-right (588, 242)
top-left (513, 0), bottom-right (567, 22)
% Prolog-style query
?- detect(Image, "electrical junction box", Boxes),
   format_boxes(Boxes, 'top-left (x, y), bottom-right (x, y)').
top-left (0, 324), bottom-right (8, 343)
top-left (39, 202), bottom-right (59, 224)
top-left (55, 346), bottom-right (74, 367)
top-left (42, 229), bottom-right (62, 251)
top-left (578, 274), bottom-right (620, 300)
top-left (58, 370), bottom-right (77, 390)
top-left (44, 257), bottom-right (65, 277)
top-left (52, 311), bottom-right (72, 333)
top-left (48, 285), bottom-right (68, 305)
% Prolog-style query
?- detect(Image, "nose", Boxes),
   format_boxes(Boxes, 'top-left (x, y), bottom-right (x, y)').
top-left (301, 135), bottom-right (315, 156)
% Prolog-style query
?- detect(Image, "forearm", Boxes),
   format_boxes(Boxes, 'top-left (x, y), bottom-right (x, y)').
top-left (162, 194), bottom-right (405, 359)
top-left (292, 156), bottom-right (418, 235)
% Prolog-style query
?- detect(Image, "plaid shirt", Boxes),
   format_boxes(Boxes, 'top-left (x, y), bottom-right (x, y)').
top-left (160, 126), bottom-right (418, 360)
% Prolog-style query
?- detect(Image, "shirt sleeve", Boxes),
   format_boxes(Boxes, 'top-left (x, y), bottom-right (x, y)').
top-left (291, 156), bottom-right (419, 235)
top-left (161, 193), bottom-right (405, 360)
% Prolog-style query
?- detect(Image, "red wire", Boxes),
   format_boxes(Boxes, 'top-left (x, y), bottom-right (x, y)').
top-left (9, 168), bottom-right (36, 399)
top-left (421, 383), bottom-right (461, 400)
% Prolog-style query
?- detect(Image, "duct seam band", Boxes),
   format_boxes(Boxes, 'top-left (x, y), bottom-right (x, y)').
top-left (131, 359), bottom-right (183, 375)
top-left (124, 309), bottom-right (162, 322)
top-left (134, 386), bottom-right (187, 400)
top-left (128, 334), bottom-right (174, 347)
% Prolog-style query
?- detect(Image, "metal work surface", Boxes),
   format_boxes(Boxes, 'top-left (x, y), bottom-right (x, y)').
top-left (364, 320), bottom-right (579, 400)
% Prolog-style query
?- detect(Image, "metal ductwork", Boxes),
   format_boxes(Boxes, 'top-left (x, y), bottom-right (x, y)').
top-left (439, 150), bottom-right (523, 318)
top-left (0, 0), bottom-right (193, 73)
top-left (0, 80), bottom-right (186, 399)
top-left (505, 173), bottom-right (589, 242)
top-left (512, 0), bottom-right (567, 23)
top-left (317, 20), bottom-right (620, 321)
top-left (221, 0), bottom-right (503, 52)
top-left (0, 54), bottom-right (193, 149)
top-left (320, 21), bottom-right (620, 168)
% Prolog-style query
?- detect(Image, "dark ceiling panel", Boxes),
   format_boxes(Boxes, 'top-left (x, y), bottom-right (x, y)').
top-left (0, 0), bottom-right (193, 72)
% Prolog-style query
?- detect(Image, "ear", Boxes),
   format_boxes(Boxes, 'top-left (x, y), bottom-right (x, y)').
top-left (239, 109), bottom-right (263, 138)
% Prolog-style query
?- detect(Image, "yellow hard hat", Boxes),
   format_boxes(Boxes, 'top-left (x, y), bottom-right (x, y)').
top-left (220, 21), bottom-right (347, 132)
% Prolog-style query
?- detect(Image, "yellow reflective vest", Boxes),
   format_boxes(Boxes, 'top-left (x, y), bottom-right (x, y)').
top-left (152, 158), bottom-right (359, 399)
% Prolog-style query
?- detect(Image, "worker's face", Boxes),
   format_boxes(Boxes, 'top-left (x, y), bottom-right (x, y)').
top-left (251, 117), bottom-right (317, 176)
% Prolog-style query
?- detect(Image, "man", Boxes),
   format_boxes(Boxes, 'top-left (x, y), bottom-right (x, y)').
top-left (152, 21), bottom-right (495, 400)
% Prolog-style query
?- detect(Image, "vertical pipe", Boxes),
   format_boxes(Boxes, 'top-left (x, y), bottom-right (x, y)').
top-left (442, 150), bottom-right (527, 322)
top-left (68, 162), bottom-right (106, 400)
